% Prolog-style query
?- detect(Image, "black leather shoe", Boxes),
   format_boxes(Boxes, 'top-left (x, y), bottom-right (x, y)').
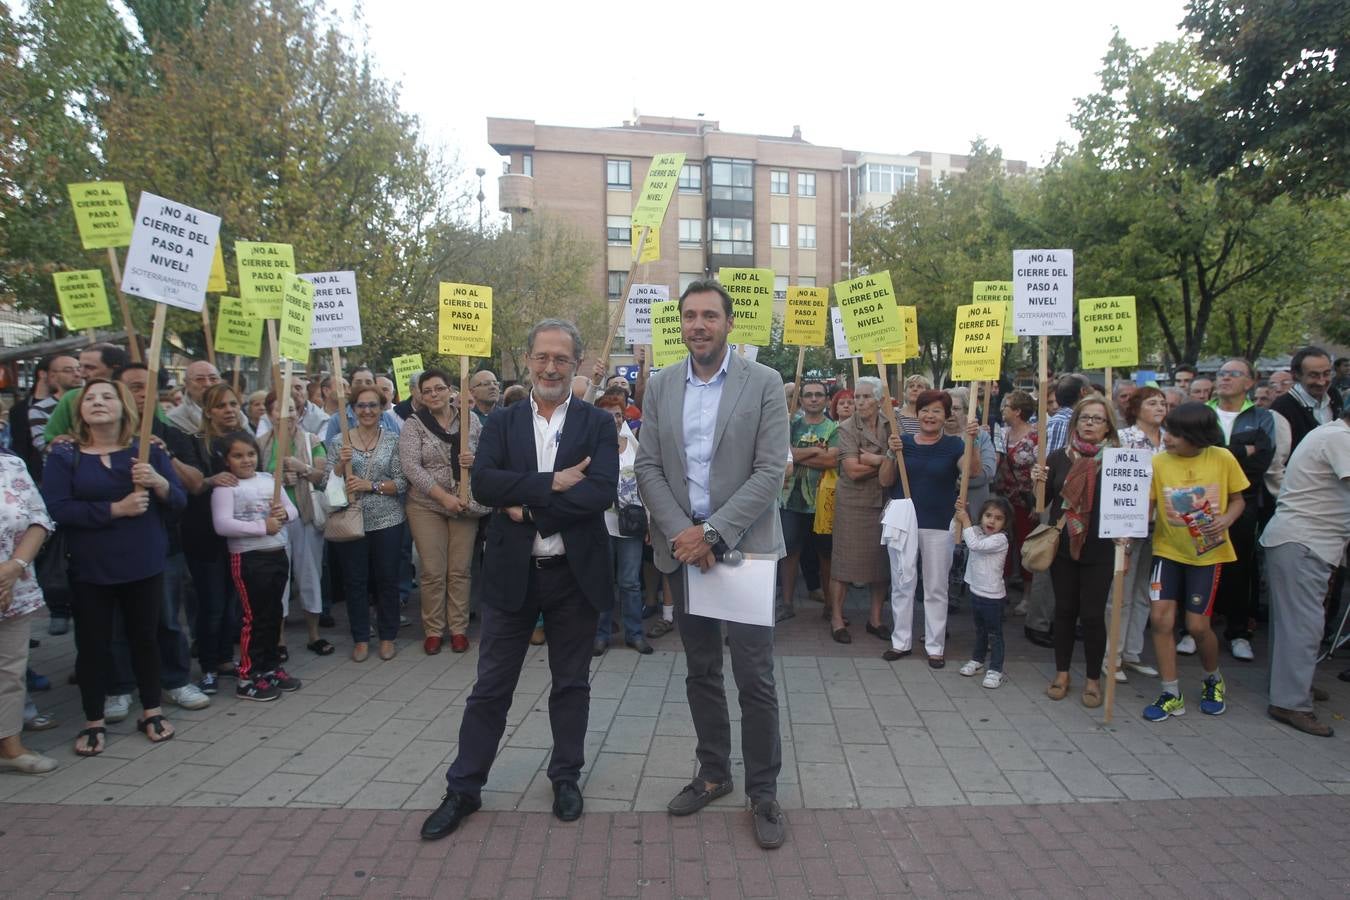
top-left (751, 798), bottom-right (787, 849)
top-left (593, 639), bottom-right (608, 657)
top-left (421, 791), bottom-right (480, 840)
top-left (625, 637), bottom-right (654, 655)
top-left (865, 622), bottom-right (892, 641)
top-left (553, 780), bottom-right (583, 821)
top-left (1024, 627), bottom-right (1054, 649)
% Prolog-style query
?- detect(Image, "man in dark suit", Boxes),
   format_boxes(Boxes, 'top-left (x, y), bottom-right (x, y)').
top-left (421, 319), bottom-right (619, 841)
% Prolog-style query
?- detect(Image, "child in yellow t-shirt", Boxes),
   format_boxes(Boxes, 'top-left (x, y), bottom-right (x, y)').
top-left (1144, 402), bottom-right (1249, 724)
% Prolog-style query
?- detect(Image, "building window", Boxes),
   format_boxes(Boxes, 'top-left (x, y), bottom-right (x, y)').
top-left (770, 170), bottom-right (789, 194)
top-left (679, 273), bottom-right (701, 295)
top-left (607, 215), bottom-right (632, 244)
top-left (709, 217), bottom-right (753, 255)
top-left (770, 223), bottom-right (789, 248)
top-left (774, 276), bottom-right (788, 300)
top-left (678, 218), bottom-right (702, 245)
top-left (799, 276), bottom-right (816, 287)
top-left (797, 224), bottom-right (817, 249)
top-left (678, 163), bottom-right (702, 192)
top-left (607, 271), bottom-right (626, 300)
top-left (797, 172), bottom-right (816, 197)
top-left (710, 158), bottom-right (753, 202)
top-left (522, 154), bottom-right (533, 176)
top-left (862, 163), bottom-right (917, 194)
top-left (607, 159), bottom-right (631, 188)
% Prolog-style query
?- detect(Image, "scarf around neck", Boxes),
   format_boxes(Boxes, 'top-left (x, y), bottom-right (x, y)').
top-left (1062, 434), bottom-right (1105, 560)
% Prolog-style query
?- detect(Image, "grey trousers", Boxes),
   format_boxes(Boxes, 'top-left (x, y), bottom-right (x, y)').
top-left (1267, 541), bottom-right (1333, 712)
top-left (671, 568), bottom-right (781, 804)
top-left (1025, 570), bottom-right (1056, 633)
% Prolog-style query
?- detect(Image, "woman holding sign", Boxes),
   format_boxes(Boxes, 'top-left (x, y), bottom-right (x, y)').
top-left (400, 369), bottom-right (482, 655)
top-left (1030, 397), bottom-right (1126, 708)
top-left (326, 386), bottom-right (407, 662)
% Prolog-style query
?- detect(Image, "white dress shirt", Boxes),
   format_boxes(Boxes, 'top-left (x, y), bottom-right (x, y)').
top-left (682, 348), bottom-right (731, 520)
top-left (530, 392), bottom-right (570, 557)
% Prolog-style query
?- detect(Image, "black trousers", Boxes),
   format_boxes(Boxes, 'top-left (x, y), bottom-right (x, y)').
top-left (230, 549), bottom-right (289, 680)
top-left (445, 563), bottom-right (598, 800)
top-left (1217, 503), bottom-right (1259, 641)
top-left (72, 574), bottom-right (164, 722)
top-left (1050, 553), bottom-right (1113, 680)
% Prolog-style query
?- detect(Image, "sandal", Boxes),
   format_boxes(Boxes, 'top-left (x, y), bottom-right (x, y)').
top-left (1046, 679), bottom-right (1070, 701)
top-left (307, 639), bottom-right (335, 656)
top-left (277, 646), bottom-right (289, 663)
top-left (75, 726), bottom-right (106, 757)
top-left (1081, 684), bottom-right (1103, 708)
top-left (136, 714), bottom-right (174, 744)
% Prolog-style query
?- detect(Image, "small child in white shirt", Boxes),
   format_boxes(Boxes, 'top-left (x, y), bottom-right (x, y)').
top-left (956, 497), bottom-right (1013, 688)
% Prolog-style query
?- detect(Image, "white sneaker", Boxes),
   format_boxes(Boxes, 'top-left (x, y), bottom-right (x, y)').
top-left (104, 694), bottom-right (132, 722)
top-left (959, 660), bottom-right (985, 677)
top-left (165, 683), bottom-right (211, 710)
top-left (1011, 600), bottom-right (1028, 616)
top-left (1113, 668), bottom-right (1128, 683)
top-left (1176, 635), bottom-right (1197, 655)
top-left (982, 670), bottom-right (1005, 689)
top-left (1123, 659), bottom-right (1159, 677)
top-left (1230, 638), bottom-right (1255, 661)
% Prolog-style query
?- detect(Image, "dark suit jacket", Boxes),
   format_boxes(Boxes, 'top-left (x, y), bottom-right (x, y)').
top-left (1272, 390), bottom-right (1343, 454)
top-left (471, 396), bottom-right (618, 613)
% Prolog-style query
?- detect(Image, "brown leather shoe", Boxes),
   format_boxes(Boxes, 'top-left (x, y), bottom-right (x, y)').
top-left (351, 642), bottom-right (369, 662)
top-left (379, 640), bottom-right (397, 660)
top-left (423, 636), bottom-right (442, 655)
top-left (530, 627), bottom-right (546, 646)
top-left (1268, 705), bottom-right (1333, 737)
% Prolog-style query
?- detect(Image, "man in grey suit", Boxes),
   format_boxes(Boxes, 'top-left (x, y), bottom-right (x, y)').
top-left (634, 279), bottom-right (790, 849)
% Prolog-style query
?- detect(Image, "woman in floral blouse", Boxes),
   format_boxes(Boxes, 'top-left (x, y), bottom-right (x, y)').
top-left (995, 390), bottom-right (1038, 591)
top-left (0, 454), bottom-right (56, 773)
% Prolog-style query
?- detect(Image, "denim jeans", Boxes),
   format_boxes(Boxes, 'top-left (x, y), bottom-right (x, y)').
top-left (110, 553), bottom-right (192, 691)
top-left (597, 535), bottom-right (643, 643)
top-left (340, 523), bottom-right (404, 642)
top-left (970, 592), bottom-right (1006, 672)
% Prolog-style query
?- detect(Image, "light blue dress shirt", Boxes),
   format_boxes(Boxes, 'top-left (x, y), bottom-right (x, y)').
top-left (683, 348), bottom-right (731, 520)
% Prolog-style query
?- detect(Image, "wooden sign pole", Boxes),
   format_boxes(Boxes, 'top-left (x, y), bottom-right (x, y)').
top-left (851, 357), bottom-right (861, 389)
top-left (876, 361), bottom-right (910, 498)
top-left (1102, 542), bottom-right (1128, 722)
top-left (201, 303), bottom-right (216, 366)
top-left (265, 320), bottom-right (282, 392)
top-left (104, 248), bottom-right (143, 363)
top-left (954, 381), bottom-right (981, 544)
top-left (135, 304), bottom-right (168, 465)
top-left (271, 357), bottom-right (293, 506)
top-left (1104, 366), bottom-right (1113, 406)
top-left (789, 346), bottom-right (806, 417)
top-left (982, 380), bottom-right (994, 430)
top-left (1034, 335), bottom-right (1049, 513)
top-left (458, 355), bottom-right (471, 502)
top-left (595, 226), bottom-right (650, 383)
top-left (232, 355), bottom-right (242, 395)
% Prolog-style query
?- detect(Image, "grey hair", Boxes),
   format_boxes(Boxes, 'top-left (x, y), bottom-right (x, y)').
top-left (526, 318), bottom-right (584, 363)
top-left (855, 376), bottom-right (883, 398)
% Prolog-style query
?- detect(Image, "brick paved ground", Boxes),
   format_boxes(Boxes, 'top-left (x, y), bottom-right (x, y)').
top-left (5, 581), bottom-right (1350, 896)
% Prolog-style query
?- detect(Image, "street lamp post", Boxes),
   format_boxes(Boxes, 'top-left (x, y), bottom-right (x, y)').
top-left (475, 167), bottom-right (486, 234)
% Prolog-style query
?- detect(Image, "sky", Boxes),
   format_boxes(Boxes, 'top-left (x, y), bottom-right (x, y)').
top-left (334, 0), bottom-right (1193, 222)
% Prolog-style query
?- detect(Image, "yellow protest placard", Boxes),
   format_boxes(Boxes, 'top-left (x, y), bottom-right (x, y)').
top-left (833, 271), bottom-right (904, 354)
top-left (973, 281), bottom-right (1016, 344)
top-left (278, 275), bottom-right (314, 362)
top-left (950, 303), bottom-right (1006, 382)
top-left (650, 300), bottom-right (686, 368)
top-left (392, 354), bottom-right (424, 396)
top-left (783, 287), bottom-right (830, 346)
top-left (207, 242), bottom-right (228, 293)
top-left (235, 241), bottom-right (295, 319)
top-left (1079, 296), bottom-right (1138, 369)
top-left (67, 182), bottom-right (133, 249)
top-left (631, 153), bottom-right (686, 228)
top-left (53, 270), bottom-right (113, 331)
top-left (865, 347), bottom-right (907, 365)
top-left (900, 305), bottom-right (920, 359)
top-left (631, 224), bottom-right (659, 264)
top-left (719, 267), bottom-right (774, 346)
top-left (437, 282), bottom-right (493, 357)
top-left (213, 298), bottom-right (262, 357)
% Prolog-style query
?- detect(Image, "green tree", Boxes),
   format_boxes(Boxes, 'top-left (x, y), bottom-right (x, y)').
top-left (1169, 0), bottom-right (1349, 200)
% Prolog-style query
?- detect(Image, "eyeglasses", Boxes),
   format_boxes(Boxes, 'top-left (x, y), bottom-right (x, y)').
top-left (801, 392), bottom-right (827, 399)
top-left (1078, 414), bottom-right (1108, 425)
top-left (1215, 369), bottom-right (1249, 379)
top-left (528, 353), bottom-right (575, 369)
top-left (422, 385), bottom-right (450, 395)
top-left (471, 381), bottom-right (497, 389)
top-left (353, 401), bottom-right (381, 411)
top-left (51, 366), bottom-right (80, 375)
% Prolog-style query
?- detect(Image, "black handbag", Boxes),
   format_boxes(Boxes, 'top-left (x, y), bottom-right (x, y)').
top-left (617, 505), bottom-right (646, 538)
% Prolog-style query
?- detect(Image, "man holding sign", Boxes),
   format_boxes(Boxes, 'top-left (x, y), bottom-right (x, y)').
top-left (635, 279), bottom-right (790, 850)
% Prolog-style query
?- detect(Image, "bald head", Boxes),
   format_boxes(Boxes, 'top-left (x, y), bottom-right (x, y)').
top-left (185, 360), bottom-right (222, 403)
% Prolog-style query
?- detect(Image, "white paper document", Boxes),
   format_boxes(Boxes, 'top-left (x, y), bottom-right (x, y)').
top-left (686, 557), bottom-right (777, 627)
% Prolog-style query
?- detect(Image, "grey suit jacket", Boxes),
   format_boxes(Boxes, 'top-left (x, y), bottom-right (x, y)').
top-left (635, 350), bottom-right (790, 574)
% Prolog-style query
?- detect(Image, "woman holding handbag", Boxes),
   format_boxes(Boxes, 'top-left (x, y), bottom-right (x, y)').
top-left (593, 393), bottom-right (648, 656)
top-left (325, 386), bottom-right (407, 662)
top-left (258, 391), bottom-right (332, 657)
top-left (399, 369), bottom-right (483, 655)
top-left (1031, 396), bottom-right (1127, 708)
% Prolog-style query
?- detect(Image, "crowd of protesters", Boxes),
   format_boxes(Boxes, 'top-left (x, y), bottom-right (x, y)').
top-left (0, 339), bottom-right (1346, 775)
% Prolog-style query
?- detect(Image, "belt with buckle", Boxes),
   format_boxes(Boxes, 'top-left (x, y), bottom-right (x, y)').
top-left (531, 555), bottom-right (568, 570)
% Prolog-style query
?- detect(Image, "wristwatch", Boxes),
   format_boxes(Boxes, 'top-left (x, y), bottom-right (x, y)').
top-left (701, 523), bottom-right (721, 546)
top-left (11, 558), bottom-right (30, 572)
